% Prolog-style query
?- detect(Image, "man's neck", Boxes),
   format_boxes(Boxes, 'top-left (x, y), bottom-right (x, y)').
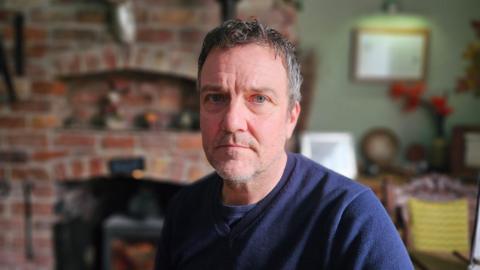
top-left (221, 153), bottom-right (288, 205)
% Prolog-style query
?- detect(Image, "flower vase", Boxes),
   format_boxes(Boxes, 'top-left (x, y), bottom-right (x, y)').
top-left (430, 137), bottom-right (447, 172)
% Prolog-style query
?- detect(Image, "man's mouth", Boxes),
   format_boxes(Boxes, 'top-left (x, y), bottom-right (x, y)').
top-left (215, 144), bottom-right (250, 149)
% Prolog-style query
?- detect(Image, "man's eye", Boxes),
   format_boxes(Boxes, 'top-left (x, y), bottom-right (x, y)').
top-left (250, 95), bottom-right (268, 104)
top-left (206, 94), bottom-right (227, 104)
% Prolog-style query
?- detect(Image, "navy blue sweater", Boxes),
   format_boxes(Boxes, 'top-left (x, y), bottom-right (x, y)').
top-left (155, 153), bottom-right (413, 269)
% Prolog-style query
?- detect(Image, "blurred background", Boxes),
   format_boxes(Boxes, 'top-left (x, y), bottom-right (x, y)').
top-left (0, 0), bottom-right (479, 269)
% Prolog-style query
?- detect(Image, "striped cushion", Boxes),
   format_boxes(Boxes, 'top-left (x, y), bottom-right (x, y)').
top-left (409, 198), bottom-right (469, 252)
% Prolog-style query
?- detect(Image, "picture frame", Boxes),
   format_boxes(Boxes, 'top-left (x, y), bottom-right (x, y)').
top-left (451, 125), bottom-right (480, 180)
top-left (351, 27), bottom-right (430, 82)
top-left (300, 132), bottom-right (358, 179)
top-left (469, 180), bottom-right (480, 270)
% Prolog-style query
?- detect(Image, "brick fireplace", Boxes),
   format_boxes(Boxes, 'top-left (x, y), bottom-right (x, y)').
top-left (0, 0), bottom-right (298, 269)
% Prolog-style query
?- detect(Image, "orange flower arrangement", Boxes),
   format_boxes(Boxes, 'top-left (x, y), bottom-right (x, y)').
top-left (389, 82), bottom-right (454, 137)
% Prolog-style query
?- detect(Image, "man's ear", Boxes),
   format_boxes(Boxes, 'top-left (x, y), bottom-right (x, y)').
top-left (286, 101), bottom-right (301, 139)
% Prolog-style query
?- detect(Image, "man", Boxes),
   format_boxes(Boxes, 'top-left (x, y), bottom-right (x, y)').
top-left (155, 19), bottom-right (413, 269)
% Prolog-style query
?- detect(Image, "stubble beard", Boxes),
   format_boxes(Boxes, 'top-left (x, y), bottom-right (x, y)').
top-left (206, 132), bottom-right (261, 184)
top-left (216, 161), bottom-right (263, 184)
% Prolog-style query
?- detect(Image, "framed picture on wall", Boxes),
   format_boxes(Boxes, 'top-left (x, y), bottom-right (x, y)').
top-left (451, 125), bottom-right (480, 180)
top-left (351, 27), bottom-right (430, 82)
top-left (300, 132), bottom-right (358, 180)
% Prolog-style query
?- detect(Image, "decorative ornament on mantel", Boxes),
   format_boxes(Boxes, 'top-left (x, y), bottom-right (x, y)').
top-left (389, 82), bottom-right (454, 171)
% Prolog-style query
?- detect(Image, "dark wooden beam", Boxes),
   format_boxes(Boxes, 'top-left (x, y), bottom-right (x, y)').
top-left (217, 0), bottom-right (239, 22)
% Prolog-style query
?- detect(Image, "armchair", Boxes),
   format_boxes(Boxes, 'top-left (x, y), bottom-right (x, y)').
top-left (384, 174), bottom-right (477, 251)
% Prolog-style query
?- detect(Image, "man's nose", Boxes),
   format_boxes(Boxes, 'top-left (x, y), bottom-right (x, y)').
top-left (221, 100), bottom-right (247, 133)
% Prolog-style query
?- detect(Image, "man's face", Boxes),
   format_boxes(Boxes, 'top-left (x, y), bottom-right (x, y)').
top-left (199, 44), bottom-right (300, 182)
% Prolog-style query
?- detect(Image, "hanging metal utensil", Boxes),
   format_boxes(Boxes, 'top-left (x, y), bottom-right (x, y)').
top-left (14, 13), bottom-right (24, 76)
top-left (0, 35), bottom-right (16, 103)
top-left (106, 0), bottom-right (136, 44)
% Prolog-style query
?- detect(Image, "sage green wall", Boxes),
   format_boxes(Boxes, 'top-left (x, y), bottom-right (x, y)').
top-left (298, 0), bottom-right (480, 159)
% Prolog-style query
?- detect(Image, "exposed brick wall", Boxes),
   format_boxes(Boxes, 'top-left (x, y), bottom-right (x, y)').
top-left (0, 0), bottom-right (297, 269)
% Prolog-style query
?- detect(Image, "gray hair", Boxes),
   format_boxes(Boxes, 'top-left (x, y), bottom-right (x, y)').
top-left (198, 19), bottom-right (302, 108)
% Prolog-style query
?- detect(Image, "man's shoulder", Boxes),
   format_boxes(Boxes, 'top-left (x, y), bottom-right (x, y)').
top-left (186, 172), bottom-right (218, 190)
top-left (167, 172), bottom-right (218, 210)
top-left (176, 172), bottom-right (218, 197)
top-left (290, 152), bottom-right (368, 197)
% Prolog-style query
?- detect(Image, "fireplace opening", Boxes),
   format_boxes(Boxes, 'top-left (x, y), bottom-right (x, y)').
top-left (53, 175), bottom-right (183, 270)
